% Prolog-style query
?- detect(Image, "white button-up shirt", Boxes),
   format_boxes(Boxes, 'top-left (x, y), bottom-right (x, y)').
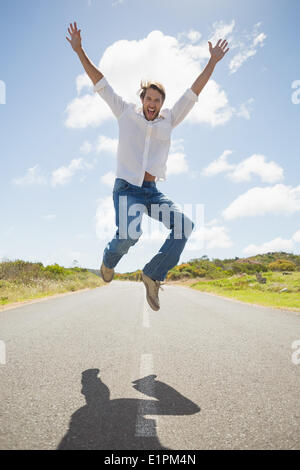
top-left (93, 77), bottom-right (198, 187)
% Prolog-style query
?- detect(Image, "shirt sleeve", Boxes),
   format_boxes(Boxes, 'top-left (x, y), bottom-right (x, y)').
top-left (93, 77), bottom-right (129, 119)
top-left (170, 88), bottom-right (198, 129)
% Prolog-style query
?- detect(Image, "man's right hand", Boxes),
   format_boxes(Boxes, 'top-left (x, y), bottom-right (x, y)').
top-left (66, 22), bottom-right (82, 53)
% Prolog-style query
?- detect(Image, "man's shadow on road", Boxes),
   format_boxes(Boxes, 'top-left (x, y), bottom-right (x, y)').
top-left (57, 368), bottom-right (200, 450)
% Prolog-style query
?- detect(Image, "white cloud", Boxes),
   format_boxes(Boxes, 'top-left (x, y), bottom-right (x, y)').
top-left (13, 165), bottom-right (47, 186)
top-left (187, 79), bottom-right (234, 126)
top-left (76, 74), bottom-right (90, 95)
top-left (80, 140), bottom-right (93, 154)
top-left (292, 230), bottom-right (300, 243)
top-left (206, 218), bottom-right (220, 226)
top-left (96, 135), bottom-right (118, 155)
top-left (243, 228), bottom-right (300, 255)
top-left (202, 152), bottom-right (284, 183)
top-left (236, 98), bottom-right (254, 119)
top-left (229, 22), bottom-right (267, 74)
top-left (170, 139), bottom-right (184, 153)
top-left (167, 152), bottom-right (189, 175)
top-left (166, 139), bottom-right (189, 175)
top-left (201, 150), bottom-right (234, 176)
top-left (187, 219), bottom-right (232, 251)
top-left (65, 25), bottom-right (242, 129)
top-left (208, 19), bottom-right (236, 47)
top-left (65, 93), bottom-right (112, 128)
top-left (95, 196), bottom-right (116, 240)
top-left (101, 171), bottom-right (116, 188)
top-left (228, 154), bottom-right (284, 183)
top-left (79, 135), bottom-right (118, 157)
top-left (13, 135), bottom-right (117, 191)
top-left (179, 29), bottom-right (202, 44)
top-left (223, 184), bottom-right (300, 220)
top-left (51, 158), bottom-right (93, 186)
top-left (206, 225), bottom-right (232, 249)
top-left (243, 237), bottom-right (294, 255)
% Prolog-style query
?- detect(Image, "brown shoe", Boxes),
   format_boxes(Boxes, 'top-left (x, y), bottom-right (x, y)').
top-left (141, 272), bottom-right (164, 311)
top-left (100, 261), bottom-right (114, 283)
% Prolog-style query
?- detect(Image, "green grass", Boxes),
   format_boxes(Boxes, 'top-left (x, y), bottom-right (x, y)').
top-left (190, 271), bottom-right (300, 310)
top-left (0, 260), bottom-right (104, 306)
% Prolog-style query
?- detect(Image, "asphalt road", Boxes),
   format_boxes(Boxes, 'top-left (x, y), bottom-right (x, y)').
top-left (0, 280), bottom-right (299, 450)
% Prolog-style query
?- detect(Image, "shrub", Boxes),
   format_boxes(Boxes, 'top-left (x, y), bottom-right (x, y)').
top-left (44, 264), bottom-right (66, 276)
top-left (167, 271), bottom-right (182, 281)
top-left (212, 258), bottom-right (225, 269)
top-left (0, 260), bottom-right (44, 283)
top-left (193, 268), bottom-right (207, 278)
top-left (268, 260), bottom-right (296, 272)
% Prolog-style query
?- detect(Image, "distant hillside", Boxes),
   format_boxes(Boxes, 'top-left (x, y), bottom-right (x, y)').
top-left (114, 252), bottom-right (300, 282)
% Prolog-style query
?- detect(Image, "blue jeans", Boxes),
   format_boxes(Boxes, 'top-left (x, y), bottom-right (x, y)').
top-left (102, 178), bottom-right (195, 281)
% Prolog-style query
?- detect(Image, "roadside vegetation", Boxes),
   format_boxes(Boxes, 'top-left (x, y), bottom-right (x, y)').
top-left (0, 260), bottom-right (104, 307)
top-left (190, 271), bottom-right (300, 310)
top-left (2, 252), bottom-right (299, 310)
top-left (115, 252), bottom-right (300, 310)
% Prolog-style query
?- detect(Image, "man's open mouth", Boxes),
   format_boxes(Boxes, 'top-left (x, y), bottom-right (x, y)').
top-left (147, 108), bottom-right (156, 118)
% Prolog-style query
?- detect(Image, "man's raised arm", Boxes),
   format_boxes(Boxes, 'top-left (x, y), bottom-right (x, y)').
top-left (66, 21), bottom-right (103, 85)
top-left (169, 39), bottom-right (229, 129)
top-left (66, 21), bottom-right (128, 119)
top-left (191, 39), bottom-right (229, 96)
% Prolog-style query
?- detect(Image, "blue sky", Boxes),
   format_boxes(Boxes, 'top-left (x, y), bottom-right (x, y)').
top-left (1, 0), bottom-right (300, 272)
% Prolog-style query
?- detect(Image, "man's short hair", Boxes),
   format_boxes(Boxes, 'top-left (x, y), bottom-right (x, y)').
top-left (139, 80), bottom-right (166, 103)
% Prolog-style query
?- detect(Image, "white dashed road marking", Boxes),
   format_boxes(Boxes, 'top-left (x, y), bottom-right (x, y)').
top-left (135, 354), bottom-right (159, 437)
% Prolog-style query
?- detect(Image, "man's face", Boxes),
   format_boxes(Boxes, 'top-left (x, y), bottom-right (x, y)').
top-left (141, 88), bottom-right (164, 121)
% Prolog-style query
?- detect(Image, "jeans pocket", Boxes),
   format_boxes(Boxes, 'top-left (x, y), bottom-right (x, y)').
top-left (113, 178), bottom-right (130, 193)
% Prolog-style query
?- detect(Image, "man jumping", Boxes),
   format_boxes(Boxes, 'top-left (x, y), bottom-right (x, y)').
top-left (66, 22), bottom-right (229, 311)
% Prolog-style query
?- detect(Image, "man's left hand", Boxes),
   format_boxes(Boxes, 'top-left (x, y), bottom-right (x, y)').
top-left (208, 39), bottom-right (229, 64)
